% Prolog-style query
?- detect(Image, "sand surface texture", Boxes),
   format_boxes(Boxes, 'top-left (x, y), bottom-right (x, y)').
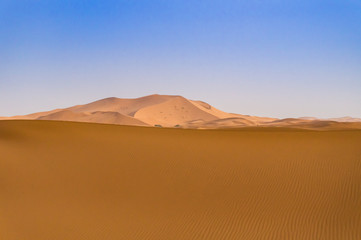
top-left (1, 120), bottom-right (361, 239)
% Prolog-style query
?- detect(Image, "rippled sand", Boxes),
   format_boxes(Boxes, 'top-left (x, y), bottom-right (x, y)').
top-left (1, 120), bottom-right (360, 240)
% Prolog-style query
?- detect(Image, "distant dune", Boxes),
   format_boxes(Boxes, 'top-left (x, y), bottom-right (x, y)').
top-left (1, 120), bottom-right (361, 239)
top-left (328, 116), bottom-right (361, 122)
top-left (1, 94), bottom-right (360, 129)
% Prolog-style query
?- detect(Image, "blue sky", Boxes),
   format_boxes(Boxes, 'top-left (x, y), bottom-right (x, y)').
top-left (1, 0), bottom-right (360, 118)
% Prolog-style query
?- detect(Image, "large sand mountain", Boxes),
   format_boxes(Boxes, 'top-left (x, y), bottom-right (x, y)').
top-left (0, 94), bottom-right (276, 128)
top-left (1, 94), bottom-right (360, 129)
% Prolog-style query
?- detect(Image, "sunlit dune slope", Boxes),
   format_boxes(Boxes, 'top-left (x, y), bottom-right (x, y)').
top-left (133, 96), bottom-right (219, 127)
top-left (1, 120), bottom-right (361, 240)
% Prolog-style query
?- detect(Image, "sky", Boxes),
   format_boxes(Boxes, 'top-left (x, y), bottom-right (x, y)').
top-left (1, 0), bottom-right (360, 118)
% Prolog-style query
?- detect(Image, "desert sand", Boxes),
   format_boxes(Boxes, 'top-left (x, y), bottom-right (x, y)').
top-left (1, 120), bottom-right (361, 240)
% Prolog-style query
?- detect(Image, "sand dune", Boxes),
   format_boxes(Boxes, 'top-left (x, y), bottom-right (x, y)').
top-left (0, 109), bottom-right (64, 120)
top-left (328, 117), bottom-right (361, 122)
top-left (265, 118), bottom-right (313, 125)
top-left (1, 120), bottom-right (361, 240)
top-left (68, 94), bottom-right (176, 116)
top-left (0, 94), bottom-right (359, 129)
top-left (134, 96), bottom-right (219, 127)
top-left (263, 118), bottom-right (361, 130)
top-left (0, 94), bottom-right (276, 128)
top-left (38, 110), bottom-right (148, 126)
top-left (185, 117), bottom-right (257, 128)
top-left (189, 100), bottom-right (236, 119)
top-left (297, 121), bottom-right (361, 130)
top-left (37, 109), bottom-right (89, 121)
top-left (300, 116), bottom-right (361, 123)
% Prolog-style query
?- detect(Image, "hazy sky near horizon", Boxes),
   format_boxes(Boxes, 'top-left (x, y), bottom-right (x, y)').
top-left (1, 0), bottom-right (360, 118)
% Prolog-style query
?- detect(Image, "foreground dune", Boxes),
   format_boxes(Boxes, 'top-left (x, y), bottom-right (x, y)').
top-left (1, 120), bottom-right (361, 240)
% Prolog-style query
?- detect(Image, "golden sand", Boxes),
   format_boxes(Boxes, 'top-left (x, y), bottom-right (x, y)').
top-left (1, 120), bottom-right (360, 239)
